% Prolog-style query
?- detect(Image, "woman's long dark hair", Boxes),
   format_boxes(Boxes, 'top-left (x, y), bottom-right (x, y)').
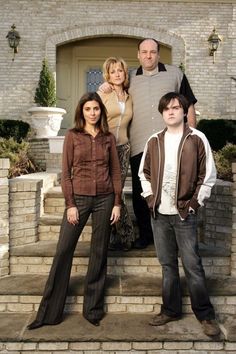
top-left (74, 92), bottom-right (109, 134)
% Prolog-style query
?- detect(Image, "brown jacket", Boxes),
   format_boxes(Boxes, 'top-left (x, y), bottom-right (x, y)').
top-left (61, 129), bottom-right (122, 209)
top-left (139, 124), bottom-right (216, 219)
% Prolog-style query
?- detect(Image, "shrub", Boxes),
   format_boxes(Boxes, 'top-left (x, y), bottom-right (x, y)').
top-left (0, 137), bottom-right (37, 178)
top-left (214, 143), bottom-right (236, 181)
top-left (34, 58), bottom-right (56, 107)
top-left (0, 119), bottom-right (30, 142)
top-left (197, 119), bottom-right (236, 151)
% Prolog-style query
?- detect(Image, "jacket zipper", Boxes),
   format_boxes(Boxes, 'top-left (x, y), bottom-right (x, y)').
top-left (152, 136), bottom-right (161, 218)
top-left (175, 133), bottom-right (191, 220)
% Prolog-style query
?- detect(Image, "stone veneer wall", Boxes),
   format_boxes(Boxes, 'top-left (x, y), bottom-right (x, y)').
top-left (0, 159), bottom-right (10, 277)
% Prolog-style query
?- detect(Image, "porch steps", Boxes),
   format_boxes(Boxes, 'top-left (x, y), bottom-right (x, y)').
top-left (0, 274), bottom-right (236, 316)
top-left (2, 180), bottom-right (236, 353)
top-left (1, 312), bottom-right (235, 353)
top-left (10, 240), bottom-right (231, 277)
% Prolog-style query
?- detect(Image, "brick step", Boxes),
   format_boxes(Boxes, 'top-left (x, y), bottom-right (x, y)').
top-left (38, 213), bottom-right (138, 241)
top-left (10, 241), bottom-right (231, 277)
top-left (1, 312), bottom-right (235, 353)
top-left (43, 185), bottom-right (133, 214)
top-left (38, 214), bottom-right (93, 241)
top-left (0, 274), bottom-right (236, 316)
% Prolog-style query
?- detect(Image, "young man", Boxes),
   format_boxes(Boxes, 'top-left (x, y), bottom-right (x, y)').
top-left (138, 92), bottom-right (220, 337)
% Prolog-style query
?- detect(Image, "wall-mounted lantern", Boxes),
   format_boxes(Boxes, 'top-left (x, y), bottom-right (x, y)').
top-left (6, 24), bottom-right (21, 61)
top-left (207, 27), bottom-right (222, 64)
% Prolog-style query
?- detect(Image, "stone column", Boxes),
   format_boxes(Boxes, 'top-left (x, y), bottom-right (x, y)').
top-left (0, 158), bottom-right (10, 277)
top-left (231, 163), bottom-right (236, 277)
top-left (9, 178), bottom-right (42, 247)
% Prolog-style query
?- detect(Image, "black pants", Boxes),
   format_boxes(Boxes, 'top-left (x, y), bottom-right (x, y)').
top-left (130, 153), bottom-right (153, 243)
top-left (33, 194), bottom-right (114, 325)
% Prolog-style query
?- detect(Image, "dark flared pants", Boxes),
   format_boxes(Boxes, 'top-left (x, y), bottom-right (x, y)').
top-left (34, 193), bottom-right (114, 325)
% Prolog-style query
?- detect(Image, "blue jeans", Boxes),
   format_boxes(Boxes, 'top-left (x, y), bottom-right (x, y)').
top-left (151, 212), bottom-right (215, 321)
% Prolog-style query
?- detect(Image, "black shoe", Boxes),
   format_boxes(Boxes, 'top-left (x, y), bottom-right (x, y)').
top-left (133, 239), bottom-right (148, 249)
top-left (108, 242), bottom-right (123, 251)
top-left (27, 320), bottom-right (44, 330)
top-left (122, 242), bottom-right (133, 251)
top-left (87, 318), bottom-right (100, 326)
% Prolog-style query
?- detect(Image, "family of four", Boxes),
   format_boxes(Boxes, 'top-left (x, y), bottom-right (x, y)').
top-left (27, 38), bottom-right (220, 337)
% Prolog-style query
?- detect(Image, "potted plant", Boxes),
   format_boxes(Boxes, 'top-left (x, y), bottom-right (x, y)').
top-left (28, 58), bottom-right (66, 138)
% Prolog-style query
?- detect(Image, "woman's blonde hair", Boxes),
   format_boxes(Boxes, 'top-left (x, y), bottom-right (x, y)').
top-left (103, 57), bottom-right (129, 89)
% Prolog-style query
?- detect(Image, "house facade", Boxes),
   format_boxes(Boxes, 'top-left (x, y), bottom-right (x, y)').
top-left (0, 0), bottom-right (235, 133)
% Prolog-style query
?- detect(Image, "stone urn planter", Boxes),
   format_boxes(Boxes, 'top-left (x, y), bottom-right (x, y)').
top-left (28, 106), bottom-right (66, 138)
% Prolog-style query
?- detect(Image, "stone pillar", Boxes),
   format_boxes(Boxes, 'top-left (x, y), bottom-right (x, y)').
top-left (9, 178), bottom-right (42, 247)
top-left (0, 159), bottom-right (10, 277)
top-left (231, 163), bottom-right (236, 277)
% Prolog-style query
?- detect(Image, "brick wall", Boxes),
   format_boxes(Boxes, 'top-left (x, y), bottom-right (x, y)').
top-left (28, 138), bottom-right (49, 171)
top-left (0, 159), bottom-right (10, 277)
top-left (0, 0), bottom-right (235, 123)
top-left (231, 163), bottom-right (236, 276)
top-left (9, 179), bottom-right (42, 247)
top-left (203, 180), bottom-right (232, 250)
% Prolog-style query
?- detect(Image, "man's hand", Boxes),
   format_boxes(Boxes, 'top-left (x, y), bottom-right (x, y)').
top-left (110, 206), bottom-right (121, 225)
top-left (67, 207), bottom-right (79, 225)
top-left (98, 82), bottom-right (113, 94)
top-left (145, 194), bottom-right (155, 210)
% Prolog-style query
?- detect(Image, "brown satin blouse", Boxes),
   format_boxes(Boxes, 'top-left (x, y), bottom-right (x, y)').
top-left (61, 129), bottom-right (122, 209)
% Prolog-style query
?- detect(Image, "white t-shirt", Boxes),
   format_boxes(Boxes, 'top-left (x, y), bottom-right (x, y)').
top-left (158, 131), bottom-right (182, 215)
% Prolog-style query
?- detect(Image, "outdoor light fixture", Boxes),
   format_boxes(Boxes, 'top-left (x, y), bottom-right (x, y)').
top-left (6, 24), bottom-right (21, 61)
top-left (207, 27), bottom-right (221, 64)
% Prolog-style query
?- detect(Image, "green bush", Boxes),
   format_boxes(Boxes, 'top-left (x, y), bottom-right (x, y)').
top-left (214, 143), bottom-right (236, 181)
top-left (0, 137), bottom-right (37, 178)
top-left (34, 58), bottom-right (56, 107)
top-left (197, 119), bottom-right (236, 151)
top-left (0, 120), bottom-right (30, 142)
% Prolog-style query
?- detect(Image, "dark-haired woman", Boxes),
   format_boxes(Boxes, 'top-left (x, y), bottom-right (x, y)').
top-left (27, 92), bottom-right (122, 329)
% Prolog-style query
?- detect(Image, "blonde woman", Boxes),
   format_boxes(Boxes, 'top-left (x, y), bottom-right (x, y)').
top-left (98, 57), bottom-right (134, 250)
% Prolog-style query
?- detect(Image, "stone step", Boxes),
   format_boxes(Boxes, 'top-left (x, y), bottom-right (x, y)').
top-left (1, 312), bottom-right (235, 353)
top-left (43, 184), bottom-right (133, 215)
top-left (0, 274), bottom-right (236, 316)
top-left (38, 213), bottom-right (138, 241)
top-left (10, 241), bottom-right (231, 277)
top-left (38, 214), bottom-right (93, 241)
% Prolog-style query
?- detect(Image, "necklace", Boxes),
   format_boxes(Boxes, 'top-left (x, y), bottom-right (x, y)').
top-left (115, 90), bottom-right (125, 102)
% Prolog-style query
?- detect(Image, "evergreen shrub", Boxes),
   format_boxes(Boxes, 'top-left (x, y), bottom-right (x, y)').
top-left (0, 119), bottom-right (30, 142)
top-left (214, 143), bottom-right (236, 181)
top-left (197, 119), bottom-right (236, 151)
top-left (34, 58), bottom-right (56, 107)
